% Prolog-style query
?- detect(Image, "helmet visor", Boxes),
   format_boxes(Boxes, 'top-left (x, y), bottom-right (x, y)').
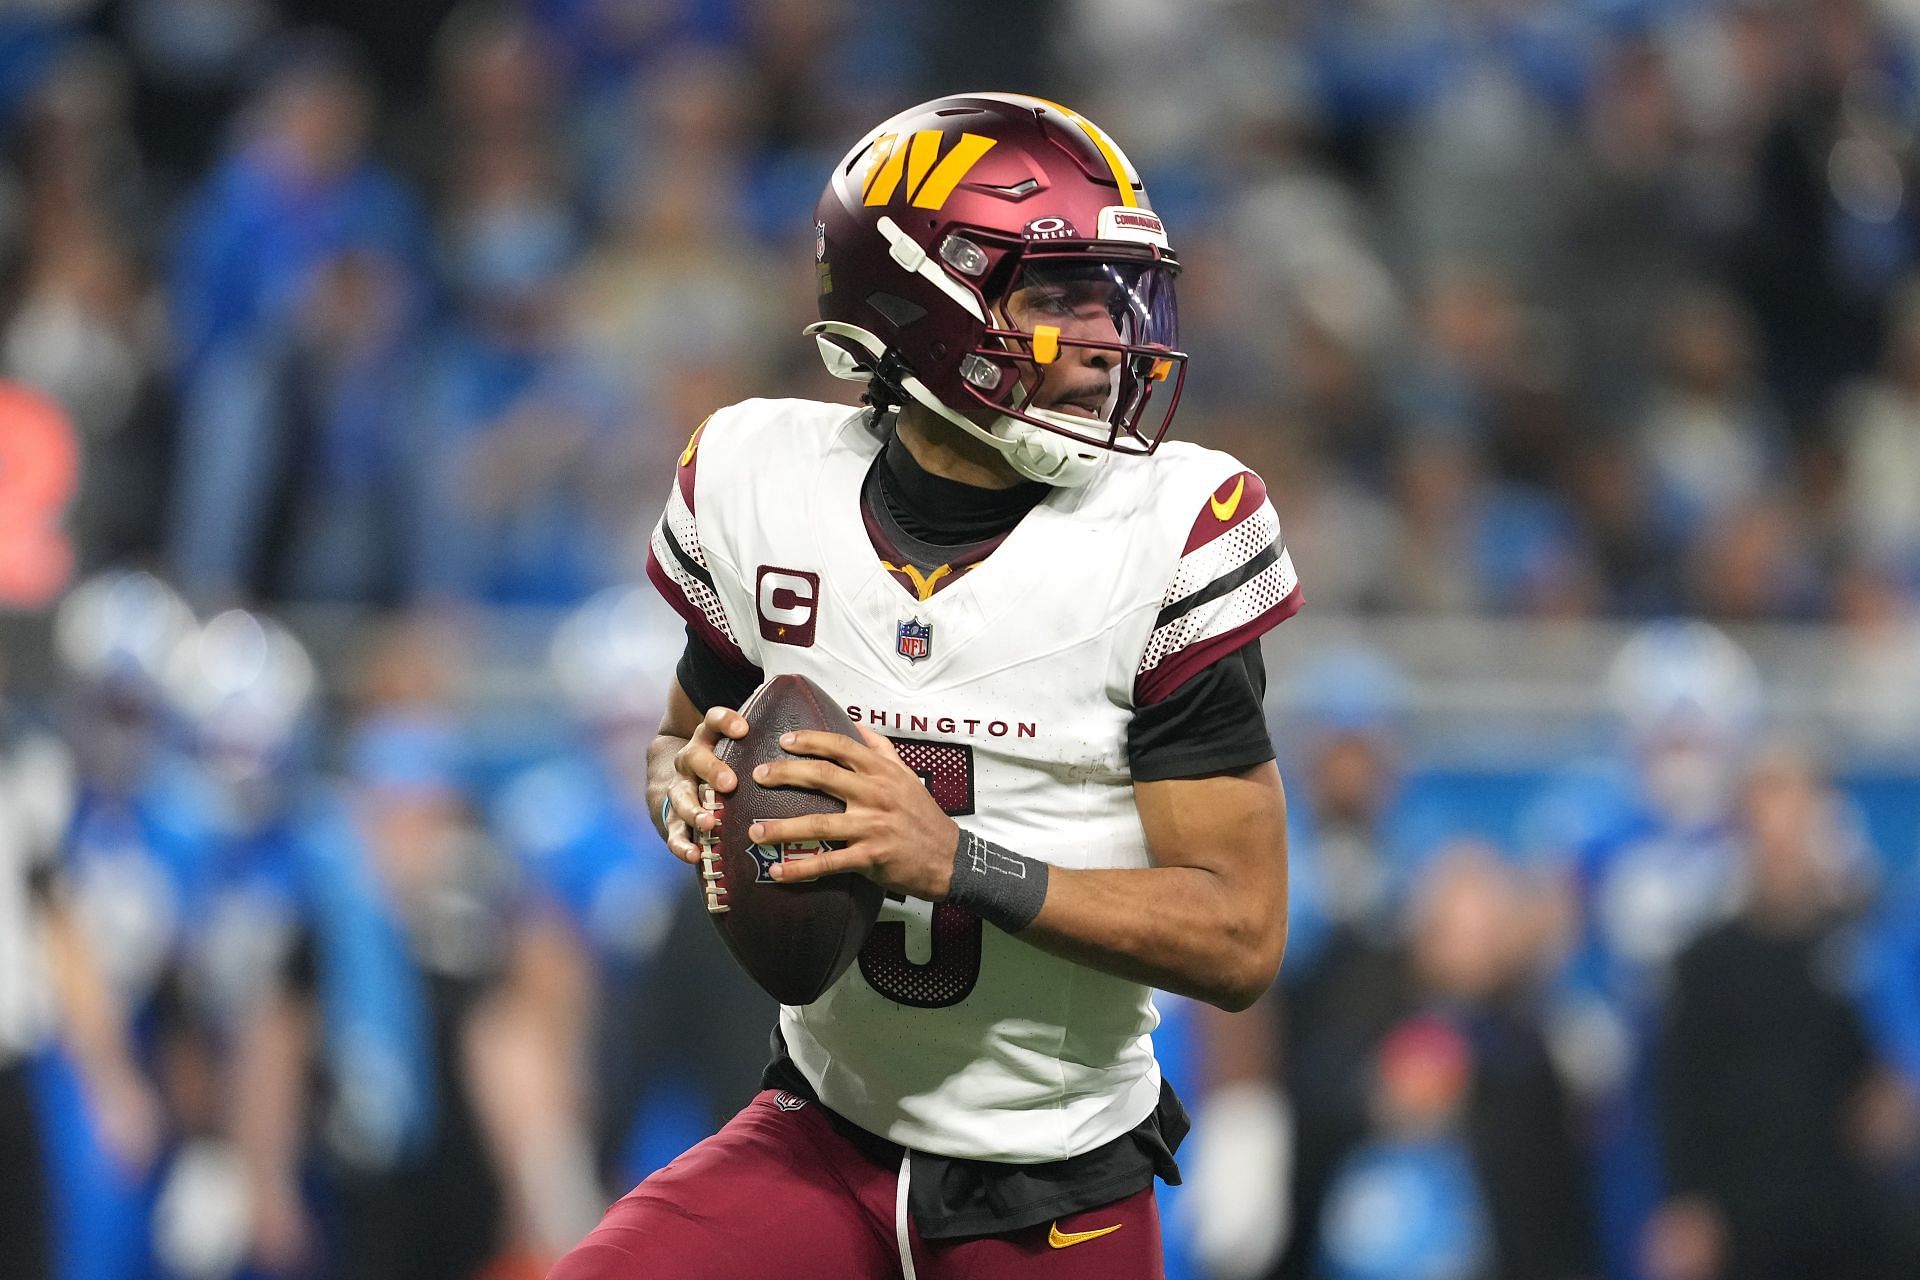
top-left (972, 255), bottom-right (1186, 454)
top-left (1006, 258), bottom-right (1180, 353)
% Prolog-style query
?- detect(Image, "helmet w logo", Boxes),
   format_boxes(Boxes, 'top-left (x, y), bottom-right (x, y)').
top-left (863, 131), bottom-right (997, 210)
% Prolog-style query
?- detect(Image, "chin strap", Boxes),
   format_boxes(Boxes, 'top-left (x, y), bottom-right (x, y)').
top-left (803, 321), bottom-right (1107, 488)
top-left (902, 376), bottom-right (1107, 487)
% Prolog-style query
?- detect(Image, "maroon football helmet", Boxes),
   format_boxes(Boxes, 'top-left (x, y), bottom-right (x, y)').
top-left (808, 92), bottom-right (1185, 486)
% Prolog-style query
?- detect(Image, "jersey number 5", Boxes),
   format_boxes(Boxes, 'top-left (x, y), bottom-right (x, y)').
top-left (858, 739), bottom-right (983, 1008)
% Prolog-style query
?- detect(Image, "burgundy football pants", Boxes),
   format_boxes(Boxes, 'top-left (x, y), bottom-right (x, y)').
top-left (549, 1090), bottom-right (1164, 1280)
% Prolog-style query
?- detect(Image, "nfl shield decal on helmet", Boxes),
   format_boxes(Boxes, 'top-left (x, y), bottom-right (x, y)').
top-left (897, 617), bottom-right (932, 663)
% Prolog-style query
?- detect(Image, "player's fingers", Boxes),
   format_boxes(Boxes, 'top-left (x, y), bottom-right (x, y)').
top-left (660, 775), bottom-right (721, 867)
top-left (676, 738), bottom-right (738, 794)
top-left (747, 814), bottom-right (852, 847)
top-left (769, 842), bottom-right (864, 883)
top-left (703, 706), bottom-right (751, 740)
top-left (662, 777), bottom-right (708, 830)
top-left (752, 756), bottom-right (862, 799)
top-left (660, 781), bottom-right (713, 865)
top-left (663, 826), bottom-right (703, 865)
top-left (683, 707), bottom-right (748, 788)
top-left (778, 730), bottom-right (871, 768)
top-left (853, 724), bottom-right (904, 764)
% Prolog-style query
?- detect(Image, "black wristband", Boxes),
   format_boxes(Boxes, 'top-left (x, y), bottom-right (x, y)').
top-left (945, 830), bottom-right (1050, 934)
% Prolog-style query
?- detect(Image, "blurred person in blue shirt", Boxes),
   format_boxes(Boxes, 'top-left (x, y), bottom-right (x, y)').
top-left (44, 570), bottom-right (205, 1280)
top-left (493, 586), bottom-right (773, 1193)
top-left (1317, 1013), bottom-right (1492, 1280)
top-left (317, 634), bottom-right (508, 1279)
top-left (316, 617), bottom-right (614, 1276)
top-left (168, 33), bottom-right (426, 386)
top-left (160, 605), bottom-right (599, 1277)
top-left (0, 628), bottom-right (162, 1280)
top-left (1275, 648), bottom-right (1426, 973)
top-left (166, 35), bottom-right (438, 608)
top-left (1524, 619), bottom-right (1765, 1280)
top-left (140, 607), bottom-right (583, 1278)
top-left (418, 127), bottom-right (633, 606)
top-left (170, 242), bottom-right (434, 607)
top-left (152, 605), bottom-right (329, 1279)
top-left (1549, 621), bottom-right (1763, 1002)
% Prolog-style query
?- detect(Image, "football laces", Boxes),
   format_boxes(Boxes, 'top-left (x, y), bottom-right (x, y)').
top-left (698, 782), bottom-right (729, 914)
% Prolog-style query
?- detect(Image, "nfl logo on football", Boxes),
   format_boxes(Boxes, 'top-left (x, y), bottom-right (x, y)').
top-left (750, 840), bottom-right (828, 883)
top-left (896, 617), bottom-right (932, 663)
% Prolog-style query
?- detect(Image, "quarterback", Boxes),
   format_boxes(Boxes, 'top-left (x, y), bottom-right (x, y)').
top-left (553, 92), bottom-right (1298, 1280)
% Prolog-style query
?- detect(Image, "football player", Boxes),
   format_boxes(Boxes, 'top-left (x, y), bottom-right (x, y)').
top-left (1529, 619), bottom-right (1765, 1280)
top-left (556, 93), bottom-right (1300, 1280)
top-left (44, 571), bottom-right (196, 1280)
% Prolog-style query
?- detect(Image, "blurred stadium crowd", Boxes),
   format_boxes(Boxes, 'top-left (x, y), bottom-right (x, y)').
top-left (1, 1), bottom-right (1920, 1280)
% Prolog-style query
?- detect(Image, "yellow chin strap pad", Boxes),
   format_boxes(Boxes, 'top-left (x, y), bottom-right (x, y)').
top-left (1031, 325), bottom-right (1060, 365)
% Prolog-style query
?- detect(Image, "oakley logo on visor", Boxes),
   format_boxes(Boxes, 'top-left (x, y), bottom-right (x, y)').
top-left (1023, 216), bottom-right (1079, 240)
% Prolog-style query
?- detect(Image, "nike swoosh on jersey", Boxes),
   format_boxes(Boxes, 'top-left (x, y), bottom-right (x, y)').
top-left (1048, 1222), bottom-right (1123, 1249)
top-left (1209, 474), bottom-right (1246, 522)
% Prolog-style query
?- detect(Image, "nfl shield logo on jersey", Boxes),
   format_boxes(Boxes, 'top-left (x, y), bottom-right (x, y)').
top-left (896, 617), bottom-right (932, 663)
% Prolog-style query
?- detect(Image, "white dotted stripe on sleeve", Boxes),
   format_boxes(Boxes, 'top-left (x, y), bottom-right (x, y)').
top-left (664, 482), bottom-right (707, 569)
top-left (649, 519), bottom-right (742, 650)
top-left (1139, 546), bottom-right (1297, 676)
top-left (1162, 503), bottom-right (1281, 610)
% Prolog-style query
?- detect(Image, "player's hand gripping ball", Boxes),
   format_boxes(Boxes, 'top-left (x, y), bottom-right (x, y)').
top-left (697, 674), bottom-right (885, 1004)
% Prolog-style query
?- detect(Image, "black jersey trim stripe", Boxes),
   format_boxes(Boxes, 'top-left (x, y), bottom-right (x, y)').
top-left (1153, 541), bottom-right (1279, 631)
top-left (658, 517), bottom-right (716, 591)
top-left (646, 547), bottom-right (753, 668)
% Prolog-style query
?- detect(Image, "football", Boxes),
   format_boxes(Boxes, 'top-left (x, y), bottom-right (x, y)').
top-left (697, 673), bottom-right (885, 1005)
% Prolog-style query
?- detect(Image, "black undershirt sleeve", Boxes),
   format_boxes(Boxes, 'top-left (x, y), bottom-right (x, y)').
top-left (674, 623), bottom-right (765, 714)
top-left (1127, 641), bottom-right (1275, 781)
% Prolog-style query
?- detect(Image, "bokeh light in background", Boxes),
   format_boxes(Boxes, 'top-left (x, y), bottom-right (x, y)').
top-left (1, 2), bottom-right (1919, 1280)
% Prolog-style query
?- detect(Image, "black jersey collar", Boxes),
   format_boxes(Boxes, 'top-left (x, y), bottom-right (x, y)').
top-left (875, 427), bottom-right (1047, 547)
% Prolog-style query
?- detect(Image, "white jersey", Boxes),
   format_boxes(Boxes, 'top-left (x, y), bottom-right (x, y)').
top-left (646, 398), bottom-right (1300, 1162)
